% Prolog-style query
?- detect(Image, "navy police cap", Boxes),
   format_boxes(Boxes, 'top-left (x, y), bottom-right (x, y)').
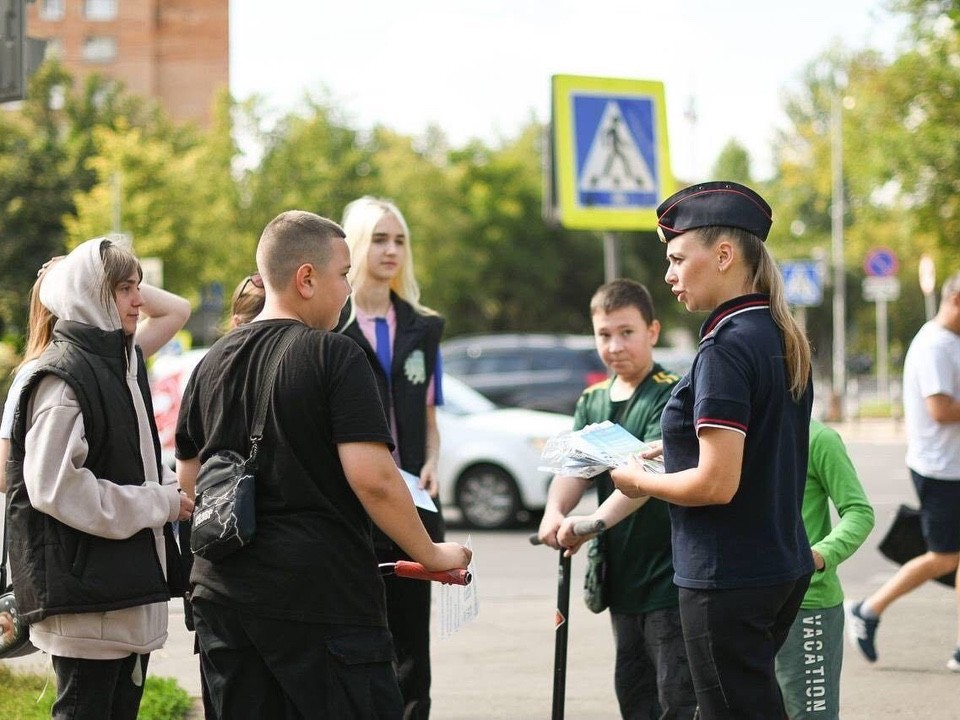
top-left (655, 181), bottom-right (772, 243)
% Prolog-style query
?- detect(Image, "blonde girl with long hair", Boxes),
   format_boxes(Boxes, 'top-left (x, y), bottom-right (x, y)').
top-left (337, 196), bottom-right (446, 719)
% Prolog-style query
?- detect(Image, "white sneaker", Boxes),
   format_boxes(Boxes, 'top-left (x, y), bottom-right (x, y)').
top-left (947, 647), bottom-right (960, 672)
top-left (844, 599), bottom-right (879, 663)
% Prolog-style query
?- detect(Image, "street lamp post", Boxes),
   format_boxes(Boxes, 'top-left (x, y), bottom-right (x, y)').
top-left (830, 81), bottom-right (847, 421)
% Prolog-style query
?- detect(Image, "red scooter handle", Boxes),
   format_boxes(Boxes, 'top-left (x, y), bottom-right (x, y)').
top-left (379, 561), bottom-right (472, 586)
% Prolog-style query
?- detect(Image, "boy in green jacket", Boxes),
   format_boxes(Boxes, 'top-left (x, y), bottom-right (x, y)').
top-left (775, 420), bottom-right (875, 719)
top-left (538, 279), bottom-right (696, 719)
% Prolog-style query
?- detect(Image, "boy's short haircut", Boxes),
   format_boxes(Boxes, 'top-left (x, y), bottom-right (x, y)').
top-left (590, 279), bottom-right (657, 326)
top-left (257, 210), bottom-right (345, 288)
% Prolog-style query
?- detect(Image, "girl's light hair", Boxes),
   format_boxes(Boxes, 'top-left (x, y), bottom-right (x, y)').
top-left (15, 273), bottom-right (57, 373)
top-left (699, 227), bottom-right (812, 401)
top-left (341, 196), bottom-right (436, 321)
top-left (99, 238), bottom-right (142, 310)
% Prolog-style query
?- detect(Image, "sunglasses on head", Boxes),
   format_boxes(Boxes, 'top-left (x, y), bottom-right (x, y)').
top-left (239, 273), bottom-right (263, 296)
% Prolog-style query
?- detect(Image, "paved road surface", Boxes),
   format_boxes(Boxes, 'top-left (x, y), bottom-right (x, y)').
top-left (6, 420), bottom-right (960, 718)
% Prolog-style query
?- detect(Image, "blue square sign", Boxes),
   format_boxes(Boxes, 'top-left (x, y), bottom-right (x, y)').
top-left (781, 261), bottom-right (823, 307)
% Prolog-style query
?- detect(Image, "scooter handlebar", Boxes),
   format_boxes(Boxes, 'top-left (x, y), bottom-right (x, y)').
top-left (385, 561), bottom-right (473, 586)
top-left (528, 518), bottom-right (606, 546)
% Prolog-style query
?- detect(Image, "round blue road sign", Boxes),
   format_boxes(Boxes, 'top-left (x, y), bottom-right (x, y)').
top-left (864, 247), bottom-right (898, 277)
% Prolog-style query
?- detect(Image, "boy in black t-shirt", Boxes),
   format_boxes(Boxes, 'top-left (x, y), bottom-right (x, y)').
top-left (175, 210), bottom-right (471, 720)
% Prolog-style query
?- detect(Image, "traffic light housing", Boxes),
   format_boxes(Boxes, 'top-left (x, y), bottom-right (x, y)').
top-left (1, 0), bottom-right (44, 103)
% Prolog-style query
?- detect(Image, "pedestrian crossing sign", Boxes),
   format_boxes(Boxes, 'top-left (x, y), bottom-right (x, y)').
top-left (781, 261), bottom-right (823, 307)
top-left (551, 75), bottom-right (673, 230)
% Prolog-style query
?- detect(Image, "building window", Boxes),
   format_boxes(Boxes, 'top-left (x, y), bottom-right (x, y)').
top-left (40, 0), bottom-right (66, 21)
top-left (84, 0), bottom-right (118, 21)
top-left (82, 36), bottom-right (117, 63)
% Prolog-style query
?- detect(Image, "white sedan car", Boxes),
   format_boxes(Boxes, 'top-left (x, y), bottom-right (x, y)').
top-left (436, 374), bottom-right (574, 530)
top-left (149, 351), bottom-right (573, 530)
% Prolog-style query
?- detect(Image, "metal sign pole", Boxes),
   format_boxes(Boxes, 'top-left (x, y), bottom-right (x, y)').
top-left (830, 86), bottom-right (847, 421)
top-left (876, 298), bottom-right (889, 402)
top-left (919, 254), bottom-right (936, 321)
top-left (603, 231), bottom-right (620, 283)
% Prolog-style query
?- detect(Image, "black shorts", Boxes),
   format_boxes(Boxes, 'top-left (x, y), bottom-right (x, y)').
top-left (911, 470), bottom-right (960, 553)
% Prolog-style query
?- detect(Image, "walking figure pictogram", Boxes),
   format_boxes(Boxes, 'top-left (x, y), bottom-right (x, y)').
top-left (594, 117), bottom-right (637, 188)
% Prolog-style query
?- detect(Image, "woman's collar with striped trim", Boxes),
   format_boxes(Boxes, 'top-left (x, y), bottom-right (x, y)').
top-left (698, 293), bottom-right (770, 343)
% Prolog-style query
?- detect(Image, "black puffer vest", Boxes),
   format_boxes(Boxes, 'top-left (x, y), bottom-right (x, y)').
top-left (5, 320), bottom-right (175, 624)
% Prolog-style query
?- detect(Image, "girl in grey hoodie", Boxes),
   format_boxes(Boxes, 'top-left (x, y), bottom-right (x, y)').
top-left (7, 237), bottom-right (194, 719)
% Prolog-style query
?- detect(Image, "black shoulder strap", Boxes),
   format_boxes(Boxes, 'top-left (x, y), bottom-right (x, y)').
top-left (249, 325), bottom-right (305, 445)
top-left (1, 503), bottom-right (9, 588)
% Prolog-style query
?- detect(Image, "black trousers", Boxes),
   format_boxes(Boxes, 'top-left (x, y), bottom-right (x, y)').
top-left (678, 575), bottom-right (811, 720)
top-left (193, 598), bottom-right (402, 720)
top-left (376, 502), bottom-right (445, 720)
top-left (610, 608), bottom-right (698, 719)
top-left (51, 653), bottom-right (149, 720)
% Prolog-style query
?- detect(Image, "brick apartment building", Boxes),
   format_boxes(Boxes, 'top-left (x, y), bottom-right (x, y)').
top-left (26, 0), bottom-right (228, 127)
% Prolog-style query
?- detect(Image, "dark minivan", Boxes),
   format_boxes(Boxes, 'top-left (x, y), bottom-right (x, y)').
top-left (442, 333), bottom-right (696, 415)
top-left (442, 334), bottom-right (608, 415)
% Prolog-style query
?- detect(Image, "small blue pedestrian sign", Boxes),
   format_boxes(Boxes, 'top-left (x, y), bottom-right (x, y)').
top-left (551, 75), bottom-right (672, 230)
top-left (782, 261), bottom-right (823, 307)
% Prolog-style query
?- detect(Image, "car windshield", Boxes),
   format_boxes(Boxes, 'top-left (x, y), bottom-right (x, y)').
top-left (440, 373), bottom-right (497, 415)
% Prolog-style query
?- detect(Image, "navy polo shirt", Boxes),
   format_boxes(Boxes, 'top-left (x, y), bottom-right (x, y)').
top-left (661, 294), bottom-right (814, 589)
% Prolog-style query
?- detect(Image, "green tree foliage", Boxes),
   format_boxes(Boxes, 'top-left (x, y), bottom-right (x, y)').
top-left (767, 1), bottom-right (960, 370)
top-left (66, 92), bottom-right (246, 300)
top-left (0, 65), bottom-right (74, 340)
top-left (876, 1), bottom-right (960, 276)
top-left (244, 94), bottom-right (375, 233)
top-left (7, 4), bottom-right (959, 366)
top-left (0, 61), bottom-right (175, 341)
top-left (711, 140), bottom-right (754, 184)
top-left (441, 124), bottom-right (603, 335)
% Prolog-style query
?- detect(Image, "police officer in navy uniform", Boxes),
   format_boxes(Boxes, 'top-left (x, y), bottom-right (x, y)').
top-left (613, 181), bottom-right (815, 719)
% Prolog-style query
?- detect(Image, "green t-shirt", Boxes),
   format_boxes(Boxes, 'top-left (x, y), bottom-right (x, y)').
top-left (574, 364), bottom-right (679, 614)
top-left (801, 420), bottom-right (875, 609)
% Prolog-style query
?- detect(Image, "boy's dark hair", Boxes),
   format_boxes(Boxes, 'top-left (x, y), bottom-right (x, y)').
top-left (589, 279), bottom-right (656, 326)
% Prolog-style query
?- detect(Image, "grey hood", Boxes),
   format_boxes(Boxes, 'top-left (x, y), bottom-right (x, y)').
top-left (40, 237), bottom-right (123, 332)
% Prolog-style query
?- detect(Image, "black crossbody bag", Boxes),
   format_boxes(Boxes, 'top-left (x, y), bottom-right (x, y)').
top-left (190, 326), bottom-right (303, 562)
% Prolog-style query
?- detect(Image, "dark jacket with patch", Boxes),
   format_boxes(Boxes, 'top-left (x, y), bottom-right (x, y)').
top-left (337, 294), bottom-right (444, 549)
top-left (337, 295), bottom-right (443, 476)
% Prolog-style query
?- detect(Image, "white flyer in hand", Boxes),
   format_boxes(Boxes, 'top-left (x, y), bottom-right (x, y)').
top-left (439, 535), bottom-right (479, 639)
top-left (576, 422), bottom-right (665, 473)
top-left (400, 470), bottom-right (438, 512)
top-left (538, 421), bottom-right (664, 477)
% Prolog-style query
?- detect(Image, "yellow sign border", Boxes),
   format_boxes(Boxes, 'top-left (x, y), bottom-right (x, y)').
top-left (552, 74), bottom-right (673, 231)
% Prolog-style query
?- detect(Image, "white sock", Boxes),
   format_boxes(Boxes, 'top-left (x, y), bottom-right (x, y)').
top-left (859, 601), bottom-right (879, 620)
